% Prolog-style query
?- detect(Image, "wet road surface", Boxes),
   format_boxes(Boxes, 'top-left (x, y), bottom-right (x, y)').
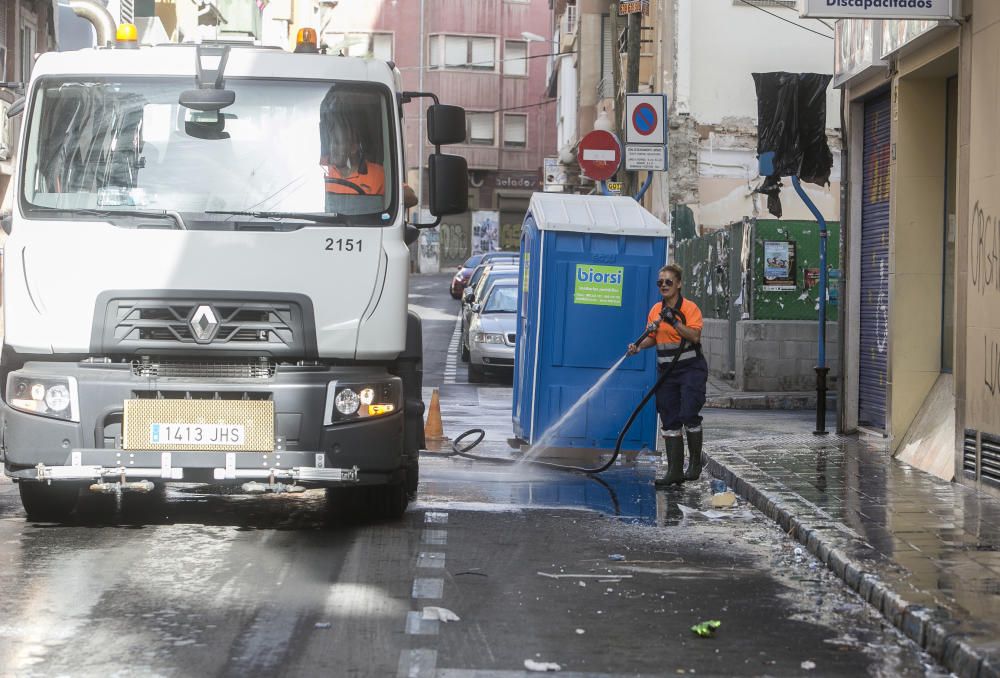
top-left (0, 273), bottom-right (949, 677)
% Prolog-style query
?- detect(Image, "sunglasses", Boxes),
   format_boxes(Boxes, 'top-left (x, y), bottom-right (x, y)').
top-left (656, 279), bottom-right (676, 288)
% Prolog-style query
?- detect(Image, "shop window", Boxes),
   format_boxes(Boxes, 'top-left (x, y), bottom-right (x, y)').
top-left (503, 114), bottom-right (527, 148)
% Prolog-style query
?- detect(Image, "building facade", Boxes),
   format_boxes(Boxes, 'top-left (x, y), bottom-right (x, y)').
top-left (0, 0), bottom-right (58, 208)
top-left (295, 0), bottom-right (556, 271)
top-left (835, 0), bottom-right (1000, 495)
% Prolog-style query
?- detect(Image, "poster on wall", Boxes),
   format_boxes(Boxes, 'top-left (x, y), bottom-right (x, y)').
top-left (763, 240), bottom-right (797, 291)
top-left (472, 210), bottom-right (500, 255)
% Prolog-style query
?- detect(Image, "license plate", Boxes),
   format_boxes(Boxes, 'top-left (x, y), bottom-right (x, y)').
top-left (123, 399), bottom-right (274, 451)
top-left (151, 424), bottom-right (245, 446)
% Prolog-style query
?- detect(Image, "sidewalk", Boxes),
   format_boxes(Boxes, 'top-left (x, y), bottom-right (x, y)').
top-left (706, 374), bottom-right (836, 410)
top-left (704, 409), bottom-right (1000, 678)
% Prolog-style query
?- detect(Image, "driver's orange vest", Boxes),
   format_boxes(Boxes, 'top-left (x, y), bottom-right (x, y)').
top-left (323, 163), bottom-right (385, 195)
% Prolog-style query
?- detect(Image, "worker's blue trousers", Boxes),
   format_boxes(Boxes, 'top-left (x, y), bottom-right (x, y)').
top-left (654, 355), bottom-right (708, 432)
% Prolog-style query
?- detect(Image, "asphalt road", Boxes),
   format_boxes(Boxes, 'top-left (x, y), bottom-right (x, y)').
top-left (0, 273), bottom-right (947, 677)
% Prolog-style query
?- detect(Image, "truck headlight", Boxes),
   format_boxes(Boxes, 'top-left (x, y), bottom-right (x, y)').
top-left (473, 332), bottom-right (505, 344)
top-left (326, 378), bottom-right (402, 425)
top-left (7, 374), bottom-right (80, 422)
top-left (335, 388), bottom-right (360, 415)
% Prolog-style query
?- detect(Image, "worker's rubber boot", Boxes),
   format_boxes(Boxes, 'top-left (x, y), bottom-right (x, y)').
top-left (683, 426), bottom-right (704, 481)
top-left (655, 433), bottom-right (685, 487)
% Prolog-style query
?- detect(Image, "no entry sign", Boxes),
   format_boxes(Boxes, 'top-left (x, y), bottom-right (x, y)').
top-left (578, 130), bottom-right (622, 182)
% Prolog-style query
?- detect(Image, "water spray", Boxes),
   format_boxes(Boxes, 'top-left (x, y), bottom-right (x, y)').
top-left (440, 319), bottom-right (688, 476)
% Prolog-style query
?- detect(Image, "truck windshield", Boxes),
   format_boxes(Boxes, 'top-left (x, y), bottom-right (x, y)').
top-left (21, 77), bottom-right (397, 227)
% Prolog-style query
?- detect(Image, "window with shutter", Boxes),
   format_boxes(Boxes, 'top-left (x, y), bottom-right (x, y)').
top-left (468, 113), bottom-right (495, 145)
top-left (471, 37), bottom-right (495, 69)
top-left (503, 114), bottom-right (527, 148)
top-left (445, 36), bottom-right (468, 67)
top-left (504, 40), bottom-right (527, 76)
top-left (428, 35), bottom-right (440, 68)
top-left (372, 34), bottom-right (393, 61)
top-left (599, 15), bottom-right (613, 98)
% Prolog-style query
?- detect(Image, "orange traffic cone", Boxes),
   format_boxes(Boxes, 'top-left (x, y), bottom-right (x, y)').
top-left (424, 388), bottom-right (446, 449)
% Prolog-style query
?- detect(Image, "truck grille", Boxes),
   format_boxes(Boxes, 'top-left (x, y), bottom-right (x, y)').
top-left (93, 293), bottom-right (317, 358)
top-left (132, 358), bottom-right (276, 379)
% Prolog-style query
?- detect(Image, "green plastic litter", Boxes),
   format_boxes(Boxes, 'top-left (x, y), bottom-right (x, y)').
top-left (691, 620), bottom-right (722, 637)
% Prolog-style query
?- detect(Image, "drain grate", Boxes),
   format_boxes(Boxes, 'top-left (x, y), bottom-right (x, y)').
top-left (964, 429), bottom-right (978, 476)
top-left (982, 432), bottom-right (1000, 488)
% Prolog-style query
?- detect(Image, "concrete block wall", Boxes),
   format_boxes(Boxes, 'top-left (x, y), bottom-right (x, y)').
top-left (734, 321), bottom-right (839, 391)
top-left (701, 319), bottom-right (731, 377)
top-left (693, 320), bottom-right (841, 392)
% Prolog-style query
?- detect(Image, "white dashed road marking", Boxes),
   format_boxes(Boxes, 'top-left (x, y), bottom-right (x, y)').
top-left (422, 529), bottom-right (448, 545)
top-left (397, 648), bottom-right (437, 678)
top-left (412, 578), bottom-right (444, 599)
top-left (444, 314), bottom-right (462, 385)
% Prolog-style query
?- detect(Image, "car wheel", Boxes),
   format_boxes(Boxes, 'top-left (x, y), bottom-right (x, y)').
top-left (468, 363), bottom-right (484, 383)
top-left (18, 481), bottom-right (81, 522)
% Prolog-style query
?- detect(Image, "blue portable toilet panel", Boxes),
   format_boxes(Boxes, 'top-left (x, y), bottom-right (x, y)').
top-left (512, 194), bottom-right (670, 452)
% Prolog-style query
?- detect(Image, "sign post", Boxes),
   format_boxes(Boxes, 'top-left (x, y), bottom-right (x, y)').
top-left (624, 93), bottom-right (667, 200)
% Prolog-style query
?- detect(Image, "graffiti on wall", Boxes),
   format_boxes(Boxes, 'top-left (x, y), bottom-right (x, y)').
top-left (867, 109), bottom-right (891, 204)
top-left (969, 201), bottom-right (1000, 420)
top-left (971, 201), bottom-right (1000, 297)
top-left (472, 210), bottom-right (500, 255)
top-left (439, 221), bottom-right (470, 266)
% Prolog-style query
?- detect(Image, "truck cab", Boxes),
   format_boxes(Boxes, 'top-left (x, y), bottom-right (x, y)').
top-left (1, 25), bottom-right (468, 522)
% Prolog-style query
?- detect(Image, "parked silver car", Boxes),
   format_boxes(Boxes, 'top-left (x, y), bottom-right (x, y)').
top-left (467, 283), bottom-right (518, 382)
top-left (461, 265), bottom-right (518, 361)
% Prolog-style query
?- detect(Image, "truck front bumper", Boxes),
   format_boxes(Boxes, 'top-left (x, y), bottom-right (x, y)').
top-left (1, 361), bottom-right (404, 486)
top-left (7, 449), bottom-right (361, 486)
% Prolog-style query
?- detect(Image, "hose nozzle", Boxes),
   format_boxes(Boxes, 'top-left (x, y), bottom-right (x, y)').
top-left (633, 321), bottom-right (659, 346)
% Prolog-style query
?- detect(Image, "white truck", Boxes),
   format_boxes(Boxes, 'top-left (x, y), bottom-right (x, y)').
top-left (0, 6), bottom-right (468, 522)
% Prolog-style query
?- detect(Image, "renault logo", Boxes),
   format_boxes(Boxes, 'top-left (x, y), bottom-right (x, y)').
top-left (189, 305), bottom-right (219, 343)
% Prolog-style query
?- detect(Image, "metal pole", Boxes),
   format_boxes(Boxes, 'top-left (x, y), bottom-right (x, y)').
top-left (625, 9), bottom-right (641, 196)
top-left (634, 171), bottom-right (652, 202)
top-left (791, 176), bottom-right (830, 435)
top-left (417, 0), bottom-right (426, 217)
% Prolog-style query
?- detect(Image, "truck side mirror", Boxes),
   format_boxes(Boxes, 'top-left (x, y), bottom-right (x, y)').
top-left (427, 105), bottom-right (466, 145)
top-left (429, 154), bottom-right (469, 217)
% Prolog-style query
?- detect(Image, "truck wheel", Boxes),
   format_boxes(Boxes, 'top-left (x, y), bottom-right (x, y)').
top-left (468, 363), bottom-right (484, 383)
top-left (325, 486), bottom-right (364, 523)
top-left (367, 482), bottom-right (409, 521)
top-left (18, 482), bottom-right (81, 522)
top-left (405, 454), bottom-right (419, 499)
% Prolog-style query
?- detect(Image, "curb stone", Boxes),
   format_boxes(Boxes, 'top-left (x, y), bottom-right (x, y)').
top-left (705, 453), bottom-right (1000, 678)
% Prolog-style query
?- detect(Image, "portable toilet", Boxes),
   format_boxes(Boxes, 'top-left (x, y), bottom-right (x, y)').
top-left (512, 194), bottom-right (670, 452)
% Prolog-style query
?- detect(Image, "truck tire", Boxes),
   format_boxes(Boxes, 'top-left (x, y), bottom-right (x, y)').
top-left (18, 482), bottom-right (81, 522)
top-left (325, 483), bottom-right (408, 522)
top-left (367, 481), bottom-right (409, 521)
